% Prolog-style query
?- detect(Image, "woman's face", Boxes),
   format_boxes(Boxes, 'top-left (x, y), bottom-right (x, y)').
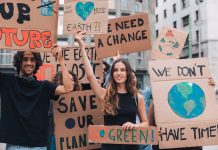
top-left (113, 62), bottom-right (127, 84)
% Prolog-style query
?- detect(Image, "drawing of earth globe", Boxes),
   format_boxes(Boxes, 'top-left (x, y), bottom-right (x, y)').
top-left (168, 82), bottom-right (206, 119)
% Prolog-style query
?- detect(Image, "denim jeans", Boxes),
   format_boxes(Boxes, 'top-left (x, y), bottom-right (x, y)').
top-left (49, 135), bottom-right (56, 150)
top-left (139, 144), bottom-right (152, 150)
top-left (6, 144), bottom-right (47, 150)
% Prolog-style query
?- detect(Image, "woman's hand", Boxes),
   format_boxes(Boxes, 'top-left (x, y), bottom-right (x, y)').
top-left (122, 122), bottom-right (139, 130)
top-left (74, 30), bottom-right (86, 47)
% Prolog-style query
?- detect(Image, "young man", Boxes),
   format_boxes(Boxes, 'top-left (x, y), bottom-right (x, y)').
top-left (0, 46), bottom-right (73, 150)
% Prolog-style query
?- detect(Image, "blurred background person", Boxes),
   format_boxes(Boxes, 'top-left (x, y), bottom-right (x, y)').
top-left (102, 61), bottom-right (111, 88)
top-left (132, 70), bottom-right (152, 150)
top-left (47, 71), bottom-right (81, 150)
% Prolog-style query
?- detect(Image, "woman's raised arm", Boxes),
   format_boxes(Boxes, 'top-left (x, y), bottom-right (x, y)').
top-left (75, 30), bottom-right (106, 102)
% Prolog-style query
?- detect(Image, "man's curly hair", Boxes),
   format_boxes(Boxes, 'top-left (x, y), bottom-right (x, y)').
top-left (13, 51), bottom-right (43, 75)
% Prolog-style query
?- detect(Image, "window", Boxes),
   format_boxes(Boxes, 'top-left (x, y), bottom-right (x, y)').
top-left (185, 35), bottom-right (189, 46)
top-left (173, 21), bottom-right (177, 28)
top-left (122, 53), bottom-right (129, 62)
top-left (135, 4), bottom-right (139, 12)
top-left (182, 15), bottom-right (189, 27)
top-left (0, 50), bottom-right (14, 65)
top-left (164, 9), bottom-right (167, 18)
top-left (91, 38), bottom-right (95, 43)
top-left (137, 75), bottom-right (144, 89)
top-left (120, 0), bottom-right (130, 10)
top-left (156, 0), bottom-right (158, 7)
top-left (173, 4), bottom-right (176, 13)
top-left (164, 0), bottom-right (166, 2)
top-left (196, 30), bottom-right (199, 42)
top-left (137, 59), bottom-right (142, 65)
top-left (156, 15), bottom-right (158, 23)
top-left (181, 0), bottom-right (189, 9)
top-left (156, 30), bottom-right (159, 38)
top-left (109, 11), bottom-right (116, 16)
top-left (195, 10), bottom-right (199, 21)
top-left (121, 12), bottom-right (130, 16)
top-left (136, 52), bottom-right (144, 67)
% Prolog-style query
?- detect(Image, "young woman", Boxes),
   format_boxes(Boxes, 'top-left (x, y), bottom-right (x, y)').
top-left (75, 30), bottom-right (148, 150)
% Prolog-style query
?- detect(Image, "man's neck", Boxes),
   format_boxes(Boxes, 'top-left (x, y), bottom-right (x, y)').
top-left (19, 72), bottom-right (33, 78)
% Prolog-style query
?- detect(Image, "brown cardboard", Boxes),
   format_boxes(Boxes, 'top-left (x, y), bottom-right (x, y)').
top-left (158, 121), bottom-right (218, 149)
top-left (88, 125), bottom-right (158, 145)
top-left (95, 13), bottom-right (151, 59)
top-left (149, 58), bottom-right (218, 148)
top-left (0, 0), bottom-right (59, 51)
top-left (150, 27), bottom-right (188, 60)
top-left (149, 58), bottom-right (210, 82)
top-left (63, 0), bottom-right (108, 34)
top-left (35, 46), bottom-right (103, 84)
top-left (53, 90), bottom-right (104, 150)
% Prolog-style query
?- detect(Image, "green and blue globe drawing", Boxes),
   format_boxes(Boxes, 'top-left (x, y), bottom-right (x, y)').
top-left (168, 82), bottom-right (206, 119)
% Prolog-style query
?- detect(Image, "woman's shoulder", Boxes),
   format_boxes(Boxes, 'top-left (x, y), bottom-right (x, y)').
top-left (137, 92), bottom-right (144, 101)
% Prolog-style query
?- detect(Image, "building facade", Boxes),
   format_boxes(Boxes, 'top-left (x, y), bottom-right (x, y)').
top-left (0, 50), bottom-right (16, 73)
top-left (155, 0), bottom-right (218, 90)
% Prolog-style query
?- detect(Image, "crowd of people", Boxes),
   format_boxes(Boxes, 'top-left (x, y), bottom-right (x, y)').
top-left (0, 30), bottom-right (215, 150)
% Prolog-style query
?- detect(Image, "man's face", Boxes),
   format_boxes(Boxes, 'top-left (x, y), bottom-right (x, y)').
top-left (20, 52), bottom-right (36, 77)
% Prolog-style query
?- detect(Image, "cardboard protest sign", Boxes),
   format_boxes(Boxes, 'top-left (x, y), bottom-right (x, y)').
top-left (150, 27), bottom-right (188, 60)
top-left (35, 46), bottom-right (103, 84)
top-left (0, 0), bottom-right (59, 51)
top-left (149, 58), bottom-right (218, 148)
top-left (53, 90), bottom-right (104, 150)
top-left (63, 0), bottom-right (108, 34)
top-left (159, 121), bottom-right (218, 148)
top-left (88, 125), bottom-right (158, 145)
top-left (95, 13), bottom-right (151, 59)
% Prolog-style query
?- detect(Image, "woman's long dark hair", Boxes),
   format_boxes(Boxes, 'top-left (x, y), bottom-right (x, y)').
top-left (104, 58), bottom-right (137, 116)
top-left (13, 51), bottom-right (43, 74)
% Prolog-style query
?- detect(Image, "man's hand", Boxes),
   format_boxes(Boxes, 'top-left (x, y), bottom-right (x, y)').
top-left (51, 44), bottom-right (63, 63)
